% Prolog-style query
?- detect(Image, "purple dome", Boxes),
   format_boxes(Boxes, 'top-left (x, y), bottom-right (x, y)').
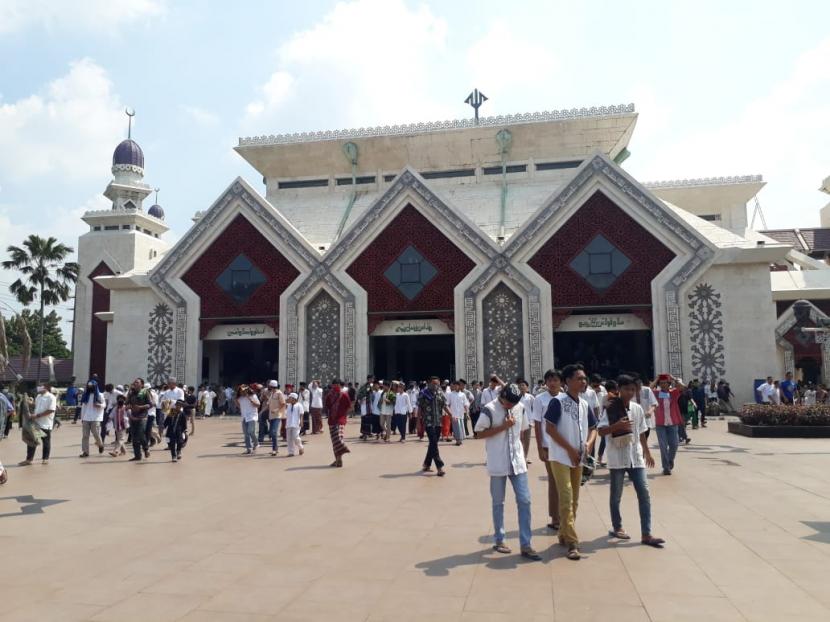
top-left (112, 139), bottom-right (144, 168)
top-left (148, 204), bottom-right (165, 219)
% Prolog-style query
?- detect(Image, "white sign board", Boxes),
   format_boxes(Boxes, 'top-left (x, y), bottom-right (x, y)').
top-left (372, 319), bottom-right (453, 337)
top-left (204, 323), bottom-right (277, 340)
top-left (555, 313), bottom-right (648, 333)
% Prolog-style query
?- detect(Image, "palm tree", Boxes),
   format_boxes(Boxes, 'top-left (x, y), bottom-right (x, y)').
top-left (2, 235), bottom-right (79, 383)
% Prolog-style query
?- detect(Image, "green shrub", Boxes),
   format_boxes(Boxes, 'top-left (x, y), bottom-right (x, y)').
top-left (739, 404), bottom-right (830, 426)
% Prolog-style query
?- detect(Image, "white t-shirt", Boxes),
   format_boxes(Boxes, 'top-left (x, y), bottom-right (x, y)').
top-left (544, 393), bottom-right (590, 468)
top-left (239, 395), bottom-right (261, 422)
top-left (300, 389), bottom-right (311, 411)
top-left (636, 386), bottom-right (658, 429)
top-left (285, 402), bottom-right (304, 428)
top-left (34, 391), bottom-right (57, 430)
top-left (531, 390), bottom-right (558, 454)
top-left (447, 391), bottom-right (468, 419)
top-left (757, 382), bottom-right (776, 404)
top-left (582, 386), bottom-right (601, 417)
top-left (201, 390), bottom-right (216, 415)
top-left (474, 399), bottom-right (529, 477)
top-left (519, 393), bottom-right (534, 423)
top-left (597, 401), bottom-right (647, 469)
top-left (310, 386), bottom-right (323, 409)
top-left (408, 389), bottom-right (420, 413)
top-left (371, 390), bottom-right (383, 415)
top-left (106, 389), bottom-right (124, 410)
top-left (394, 392), bottom-right (412, 415)
top-left (480, 386), bottom-right (501, 407)
top-left (80, 394), bottom-right (105, 422)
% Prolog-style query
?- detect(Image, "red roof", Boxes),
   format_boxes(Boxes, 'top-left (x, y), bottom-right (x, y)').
top-left (0, 356), bottom-right (74, 385)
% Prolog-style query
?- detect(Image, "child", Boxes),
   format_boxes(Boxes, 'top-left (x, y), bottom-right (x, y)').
top-left (108, 395), bottom-right (129, 457)
top-left (164, 400), bottom-right (188, 462)
top-left (285, 393), bottom-right (305, 457)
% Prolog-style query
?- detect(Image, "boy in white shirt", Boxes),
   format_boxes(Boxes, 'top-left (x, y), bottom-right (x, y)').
top-left (597, 375), bottom-right (664, 548)
top-left (474, 383), bottom-right (540, 561)
top-left (393, 383), bottom-right (412, 442)
top-left (285, 393), bottom-right (305, 456)
top-left (446, 380), bottom-right (468, 446)
top-left (531, 369), bottom-right (563, 531)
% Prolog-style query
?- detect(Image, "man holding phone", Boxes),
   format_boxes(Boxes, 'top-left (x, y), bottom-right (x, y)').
top-left (598, 375), bottom-right (665, 548)
top-left (544, 364), bottom-right (595, 561)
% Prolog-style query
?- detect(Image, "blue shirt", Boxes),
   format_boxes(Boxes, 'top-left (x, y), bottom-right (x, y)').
top-left (780, 380), bottom-right (796, 402)
top-left (65, 386), bottom-right (78, 406)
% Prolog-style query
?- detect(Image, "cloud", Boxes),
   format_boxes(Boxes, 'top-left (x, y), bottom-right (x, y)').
top-left (0, 58), bottom-right (126, 183)
top-left (180, 105), bottom-right (220, 127)
top-left (629, 38), bottom-right (830, 227)
top-left (240, 0), bottom-right (453, 132)
top-left (0, 0), bottom-right (166, 35)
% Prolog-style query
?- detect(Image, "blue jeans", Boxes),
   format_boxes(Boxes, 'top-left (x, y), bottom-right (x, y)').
top-left (269, 418), bottom-right (282, 452)
top-left (242, 420), bottom-right (257, 451)
top-left (609, 467), bottom-right (652, 536)
top-left (490, 472), bottom-right (532, 549)
top-left (655, 425), bottom-right (679, 472)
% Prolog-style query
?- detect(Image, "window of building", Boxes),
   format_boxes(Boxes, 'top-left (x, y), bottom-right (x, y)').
top-left (277, 178), bottom-right (329, 189)
top-left (569, 234), bottom-right (632, 293)
top-left (482, 164), bottom-right (527, 175)
top-left (122, 225), bottom-right (131, 230)
top-left (124, 200), bottom-right (136, 210)
top-left (383, 245), bottom-right (437, 300)
top-left (216, 254), bottom-right (267, 304)
top-left (104, 225), bottom-right (119, 231)
top-left (535, 160), bottom-right (582, 171)
top-left (336, 175), bottom-right (376, 186)
top-left (421, 168), bottom-right (475, 180)
top-left (699, 214), bottom-right (722, 222)
top-left (93, 226), bottom-right (101, 231)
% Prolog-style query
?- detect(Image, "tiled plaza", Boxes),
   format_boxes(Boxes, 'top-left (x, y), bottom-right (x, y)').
top-left (1, 417), bottom-right (829, 621)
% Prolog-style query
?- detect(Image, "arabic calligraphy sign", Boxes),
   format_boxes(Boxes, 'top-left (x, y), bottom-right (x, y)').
top-left (204, 324), bottom-right (278, 340)
top-left (372, 319), bottom-right (453, 337)
top-left (555, 313), bottom-right (648, 333)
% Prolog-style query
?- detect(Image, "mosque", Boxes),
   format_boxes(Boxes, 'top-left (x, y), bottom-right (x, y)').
top-left (71, 102), bottom-right (830, 405)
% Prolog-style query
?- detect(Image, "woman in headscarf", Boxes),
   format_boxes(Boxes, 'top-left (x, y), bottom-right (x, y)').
top-left (79, 378), bottom-right (106, 457)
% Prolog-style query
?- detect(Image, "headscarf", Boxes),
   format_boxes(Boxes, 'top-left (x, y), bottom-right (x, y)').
top-left (81, 379), bottom-right (102, 404)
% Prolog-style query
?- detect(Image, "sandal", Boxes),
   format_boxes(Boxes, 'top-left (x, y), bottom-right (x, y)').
top-left (609, 529), bottom-right (631, 540)
top-left (641, 536), bottom-right (665, 548)
top-left (566, 548), bottom-right (581, 561)
top-left (436, 469), bottom-right (446, 477)
top-left (547, 522), bottom-right (560, 531)
top-left (521, 547), bottom-right (542, 561)
top-left (492, 543), bottom-right (511, 554)
top-left (329, 461), bottom-right (338, 467)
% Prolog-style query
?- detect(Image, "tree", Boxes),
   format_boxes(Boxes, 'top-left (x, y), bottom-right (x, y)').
top-left (6, 310), bottom-right (71, 359)
top-left (2, 235), bottom-right (79, 382)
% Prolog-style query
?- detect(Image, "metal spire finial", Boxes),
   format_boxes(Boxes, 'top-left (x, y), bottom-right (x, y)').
top-left (464, 89), bottom-right (488, 124)
top-left (125, 107), bottom-right (135, 139)
top-left (154, 187), bottom-right (160, 203)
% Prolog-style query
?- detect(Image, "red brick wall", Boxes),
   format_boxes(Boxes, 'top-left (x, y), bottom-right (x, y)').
top-left (345, 204), bottom-right (475, 313)
top-left (182, 214), bottom-right (300, 337)
top-left (528, 191), bottom-right (675, 308)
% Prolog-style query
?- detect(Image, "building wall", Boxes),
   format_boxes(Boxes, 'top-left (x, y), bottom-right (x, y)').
top-left (680, 262), bottom-right (778, 405)
top-left (105, 288), bottom-right (168, 385)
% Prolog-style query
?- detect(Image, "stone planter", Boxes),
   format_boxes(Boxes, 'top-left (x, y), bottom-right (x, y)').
top-left (728, 421), bottom-right (830, 438)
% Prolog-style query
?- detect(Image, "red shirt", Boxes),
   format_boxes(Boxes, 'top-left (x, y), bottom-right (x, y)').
top-left (652, 387), bottom-right (683, 426)
top-left (325, 388), bottom-right (352, 426)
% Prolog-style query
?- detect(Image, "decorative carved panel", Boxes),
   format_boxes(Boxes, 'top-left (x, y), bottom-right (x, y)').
top-left (147, 303), bottom-right (173, 386)
top-left (687, 283), bottom-right (725, 382)
top-left (306, 290), bottom-right (340, 382)
top-left (483, 283), bottom-right (525, 381)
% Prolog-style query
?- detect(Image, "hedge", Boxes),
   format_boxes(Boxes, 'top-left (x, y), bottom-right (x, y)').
top-left (739, 404), bottom-right (830, 426)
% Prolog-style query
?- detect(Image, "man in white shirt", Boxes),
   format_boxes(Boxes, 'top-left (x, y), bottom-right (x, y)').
top-left (79, 379), bottom-right (106, 457)
top-left (371, 383), bottom-right (384, 441)
top-left (298, 382), bottom-right (311, 435)
top-left (309, 380), bottom-right (324, 434)
top-left (756, 376), bottom-right (776, 404)
top-left (393, 382), bottom-right (412, 442)
top-left (598, 375), bottom-right (665, 548)
top-left (544, 364), bottom-right (597, 561)
top-left (238, 385), bottom-right (261, 454)
top-left (531, 369), bottom-right (563, 531)
top-left (265, 381), bottom-right (285, 456)
top-left (20, 383), bottom-right (57, 466)
top-left (224, 385), bottom-right (235, 416)
top-left (201, 385), bottom-right (217, 417)
top-left (446, 381), bottom-right (468, 446)
top-left (474, 383), bottom-right (541, 561)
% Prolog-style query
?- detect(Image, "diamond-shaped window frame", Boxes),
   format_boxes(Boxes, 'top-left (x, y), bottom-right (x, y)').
top-left (216, 254), bottom-right (267, 305)
top-left (568, 234), bottom-right (631, 293)
top-left (383, 245), bottom-right (437, 301)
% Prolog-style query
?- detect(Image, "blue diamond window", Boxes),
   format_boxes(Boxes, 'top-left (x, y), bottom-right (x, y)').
top-left (216, 254), bottom-right (267, 304)
top-left (384, 246), bottom-right (437, 300)
top-left (569, 234), bottom-right (631, 293)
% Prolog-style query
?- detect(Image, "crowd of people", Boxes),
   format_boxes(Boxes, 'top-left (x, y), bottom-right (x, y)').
top-left (755, 371), bottom-right (828, 405)
top-left (0, 366), bottom-right (736, 561)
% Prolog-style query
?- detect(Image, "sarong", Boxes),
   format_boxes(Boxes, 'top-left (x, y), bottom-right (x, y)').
top-left (329, 423), bottom-right (350, 458)
top-left (360, 414), bottom-right (373, 436)
top-left (441, 413), bottom-right (451, 439)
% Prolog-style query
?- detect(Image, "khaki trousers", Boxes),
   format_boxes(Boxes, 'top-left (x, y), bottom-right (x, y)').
top-left (551, 461), bottom-right (582, 547)
top-left (543, 460), bottom-right (560, 523)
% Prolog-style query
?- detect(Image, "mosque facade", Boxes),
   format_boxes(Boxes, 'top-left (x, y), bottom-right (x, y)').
top-left (71, 104), bottom-right (830, 404)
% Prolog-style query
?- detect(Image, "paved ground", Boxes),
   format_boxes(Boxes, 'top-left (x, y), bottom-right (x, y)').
top-left (1, 417), bottom-right (829, 621)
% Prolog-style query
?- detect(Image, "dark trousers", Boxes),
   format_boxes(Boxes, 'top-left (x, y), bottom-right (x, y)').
top-left (470, 412), bottom-right (480, 435)
top-left (72, 406), bottom-right (81, 423)
top-left (258, 412), bottom-right (269, 442)
top-left (130, 420), bottom-right (148, 458)
top-left (26, 428), bottom-right (52, 461)
top-left (423, 426), bottom-right (444, 469)
top-left (169, 435), bottom-right (183, 459)
top-left (145, 415), bottom-right (156, 445)
top-left (4, 411), bottom-right (12, 437)
top-left (102, 408), bottom-right (111, 439)
top-left (392, 414), bottom-right (407, 440)
top-left (408, 415), bottom-right (417, 434)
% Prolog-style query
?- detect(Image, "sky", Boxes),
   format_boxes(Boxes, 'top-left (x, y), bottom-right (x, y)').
top-left (0, 0), bottom-right (829, 335)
